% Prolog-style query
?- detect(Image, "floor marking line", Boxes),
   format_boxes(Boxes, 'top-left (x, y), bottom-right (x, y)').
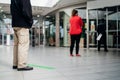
top-left (28, 64), bottom-right (55, 70)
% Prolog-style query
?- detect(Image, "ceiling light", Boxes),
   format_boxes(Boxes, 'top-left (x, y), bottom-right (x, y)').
top-left (46, 16), bottom-right (50, 18)
top-left (4, 15), bottom-right (6, 18)
top-left (37, 15), bottom-right (40, 17)
top-left (1, 10), bottom-right (3, 12)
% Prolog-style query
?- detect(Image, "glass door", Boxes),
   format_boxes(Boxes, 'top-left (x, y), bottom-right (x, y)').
top-left (97, 8), bottom-right (107, 48)
top-left (88, 6), bottom-right (120, 49)
top-left (88, 10), bottom-right (97, 47)
top-left (44, 15), bottom-right (56, 46)
top-left (118, 6), bottom-right (120, 48)
top-left (107, 7), bottom-right (118, 48)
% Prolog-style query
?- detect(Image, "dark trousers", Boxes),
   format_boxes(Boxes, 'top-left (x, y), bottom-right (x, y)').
top-left (70, 34), bottom-right (81, 54)
top-left (98, 34), bottom-right (107, 51)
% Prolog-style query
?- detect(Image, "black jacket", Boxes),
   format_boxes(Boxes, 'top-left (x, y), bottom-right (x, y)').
top-left (97, 22), bottom-right (106, 35)
top-left (10, 0), bottom-right (33, 28)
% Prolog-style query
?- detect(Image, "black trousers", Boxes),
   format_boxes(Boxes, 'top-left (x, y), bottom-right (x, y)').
top-left (98, 34), bottom-right (107, 51)
top-left (70, 34), bottom-right (81, 54)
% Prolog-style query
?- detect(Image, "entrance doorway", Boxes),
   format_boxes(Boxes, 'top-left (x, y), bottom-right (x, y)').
top-left (88, 6), bottom-right (120, 49)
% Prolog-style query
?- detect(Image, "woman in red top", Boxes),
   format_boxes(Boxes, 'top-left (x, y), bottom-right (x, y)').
top-left (69, 9), bottom-right (83, 57)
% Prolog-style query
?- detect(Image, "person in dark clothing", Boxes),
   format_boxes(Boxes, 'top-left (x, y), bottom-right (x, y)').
top-left (69, 9), bottom-right (83, 57)
top-left (32, 28), bottom-right (36, 47)
top-left (10, 0), bottom-right (33, 71)
top-left (97, 19), bottom-right (108, 52)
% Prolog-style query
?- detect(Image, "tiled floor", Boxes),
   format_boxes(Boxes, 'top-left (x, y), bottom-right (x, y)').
top-left (0, 45), bottom-right (120, 80)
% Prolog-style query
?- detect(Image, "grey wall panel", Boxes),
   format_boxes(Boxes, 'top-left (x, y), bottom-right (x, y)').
top-left (87, 0), bottom-right (120, 9)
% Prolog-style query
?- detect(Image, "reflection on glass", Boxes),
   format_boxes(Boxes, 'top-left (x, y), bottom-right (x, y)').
top-left (108, 32), bottom-right (117, 48)
top-left (108, 7), bottom-right (117, 48)
top-left (88, 10), bottom-right (97, 47)
top-left (118, 6), bottom-right (120, 48)
top-left (44, 15), bottom-right (55, 46)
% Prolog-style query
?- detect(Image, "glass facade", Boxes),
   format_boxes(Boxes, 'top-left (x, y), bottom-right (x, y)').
top-left (118, 6), bottom-right (120, 48)
top-left (44, 15), bottom-right (56, 46)
top-left (88, 6), bottom-right (120, 48)
top-left (77, 8), bottom-right (87, 48)
top-left (88, 10), bottom-right (97, 47)
top-left (44, 6), bottom-right (120, 49)
top-left (59, 11), bottom-right (70, 47)
top-left (44, 11), bottom-right (70, 47)
top-left (1, 1), bottom-right (119, 49)
top-left (0, 16), bottom-right (14, 46)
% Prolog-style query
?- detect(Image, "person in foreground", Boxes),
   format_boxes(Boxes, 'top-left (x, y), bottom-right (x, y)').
top-left (69, 9), bottom-right (83, 57)
top-left (10, 0), bottom-right (33, 71)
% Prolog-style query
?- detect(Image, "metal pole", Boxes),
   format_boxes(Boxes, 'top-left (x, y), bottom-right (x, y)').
top-left (43, 19), bottom-right (45, 47)
top-left (86, 8), bottom-right (89, 49)
top-left (117, 7), bottom-right (119, 49)
top-left (106, 8), bottom-right (108, 48)
top-left (55, 11), bottom-right (60, 47)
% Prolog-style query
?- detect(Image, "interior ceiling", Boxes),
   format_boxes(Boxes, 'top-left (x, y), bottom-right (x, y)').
top-left (0, 0), bottom-right (93, 17)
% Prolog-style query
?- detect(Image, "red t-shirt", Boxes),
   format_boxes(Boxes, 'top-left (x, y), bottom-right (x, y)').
top-left (69, 15), bottom-right (83, 35)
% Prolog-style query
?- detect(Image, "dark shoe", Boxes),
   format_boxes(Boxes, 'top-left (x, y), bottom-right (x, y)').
top-left (13, 66), bottom-right (17, 69)
top-left (104, 50), bottom-right (108, 52)
top-left (76, 54), bottom-right (81, 57)
top-left (17, 66), bottom-right (33, 71)
top-left (70, 54), bottom-right (74, 57)
top-left (98, 49), bottom-right (100, 51)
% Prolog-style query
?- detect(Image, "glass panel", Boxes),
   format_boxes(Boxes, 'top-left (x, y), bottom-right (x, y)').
top-left (118, 6), bottom-right (120, 48)
top-left (60, 11), bottom-right (70, 47)
top-left (30, 26), bottom-right (44, 47)
top-left (97, 8), bottom-right (107, 49)
top-left (108, 7), bottom-right (117, 48)
top-left (77, 8), bottom-right (87, 48)
top-left (0, 21), bottom-right (2, 45)
top-left (88, 10), bottom-right (97, 47)
top-left (44, 15), bottom-right (55, 46)
top-left (97, 8), bottom-right (106, 25)
top-left (108, 32), bottom-right (117, 48)
top-left (59, 12), bottom-right (64, 47)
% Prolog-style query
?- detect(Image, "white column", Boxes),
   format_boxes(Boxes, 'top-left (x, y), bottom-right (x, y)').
top-left (55, 11), bottom-right (60, 47)
top-left (6, 34), bottom-right (10, 45)
top-left (86, 8), bottom-right (89, 49)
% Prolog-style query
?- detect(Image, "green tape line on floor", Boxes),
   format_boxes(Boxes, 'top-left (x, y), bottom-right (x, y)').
top-left (28, 64), bottom-right (55, 70)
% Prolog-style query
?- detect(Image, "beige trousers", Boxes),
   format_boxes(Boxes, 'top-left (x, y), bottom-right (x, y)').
top-left (13, 27), bottom-right (29, 68)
